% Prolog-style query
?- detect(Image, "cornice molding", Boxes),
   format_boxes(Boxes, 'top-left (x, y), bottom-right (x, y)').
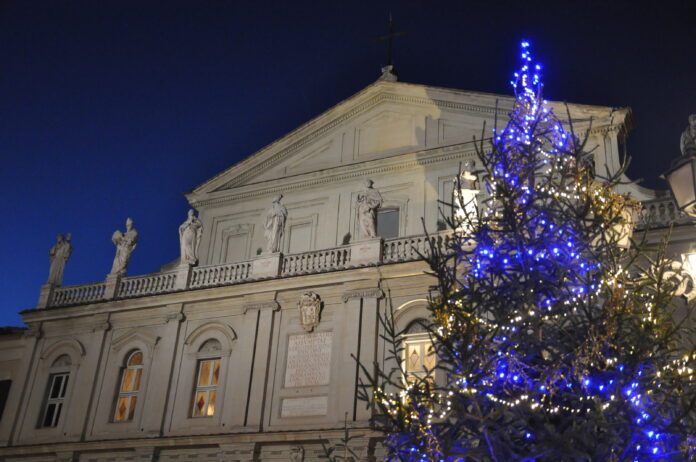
top-left (342, 288), bottom-right (384, 302)
top-left (192, 144), bottom-right (478, 208)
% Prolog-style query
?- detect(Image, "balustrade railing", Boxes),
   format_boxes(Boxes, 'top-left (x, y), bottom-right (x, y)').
top-left (52, 282), bottom-right (107, 306)
top-left (33, 231), bottom-right (475, 309)
top-left (119, 272), bottom-right (178, 298)
top-left (190, 261), bottom-right (252, 288)
top-left (281, 247), bottom-right (351, 276)
top-left (637, 197), bottom-right (695, 229)
top-left (38, 195), bottom-right (696, 309)
top-left (383, 232), bottom-right (452, 263)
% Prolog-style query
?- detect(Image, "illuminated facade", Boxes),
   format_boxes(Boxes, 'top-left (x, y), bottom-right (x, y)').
top-left (0, 76), bottom-right (689, 461)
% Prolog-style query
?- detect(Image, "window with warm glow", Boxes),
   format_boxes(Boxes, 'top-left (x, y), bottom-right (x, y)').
top-left (403, 321), bottom-right (436, 386)
top-left (113, 350), bottom-right (143, 422)
top-left (192, 358), bottom-right (220, 417)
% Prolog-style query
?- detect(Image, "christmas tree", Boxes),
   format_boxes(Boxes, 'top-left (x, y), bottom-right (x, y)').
top-left (365, 42), bottom-right (696, 461)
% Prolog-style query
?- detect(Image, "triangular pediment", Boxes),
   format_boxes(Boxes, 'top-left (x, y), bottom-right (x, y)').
top-left (187, 79), bottom-right (630, 202)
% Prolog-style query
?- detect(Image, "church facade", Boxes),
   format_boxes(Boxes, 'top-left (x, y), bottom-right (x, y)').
top-left (0, 73), bottom-right (693, 461)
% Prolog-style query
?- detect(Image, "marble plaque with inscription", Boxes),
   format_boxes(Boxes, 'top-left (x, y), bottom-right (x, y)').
top-left (281, 396), bottom-right (328, 417)
top-left (284, 331), bottom-right (333, 388)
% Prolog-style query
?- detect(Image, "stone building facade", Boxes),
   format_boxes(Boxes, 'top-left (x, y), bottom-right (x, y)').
top-left (0, 76), bottom-right (693, 461)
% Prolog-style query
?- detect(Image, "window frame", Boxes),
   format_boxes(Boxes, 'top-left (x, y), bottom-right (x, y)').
top-left (40, 372), bottom-right (69, 428)
top-left (402, 330), bottom-right (436, 386)
top-left (191, 357), bottom-right (221, 418)
top-left (112, 350), bottom-right (143, 423)
top-left (377, 206), bottom-right (401, 239)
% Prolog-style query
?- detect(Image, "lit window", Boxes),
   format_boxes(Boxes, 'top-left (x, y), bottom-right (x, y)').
top-left (377, 207), bottom-right (400, 239)
top-left (191, 339), bottom-right (222, 418)
top-left (192, 358), bottom-right (220, 417)
top-left (403, 321), bottom-right (436, 386)
top-left (113, 351), bottom-right (143, 422)
top-left (41, 373), bottom-right (69, 427)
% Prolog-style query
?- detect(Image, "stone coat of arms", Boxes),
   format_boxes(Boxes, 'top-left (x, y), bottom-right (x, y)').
top-left (298, 291), bottom-right (322, 332)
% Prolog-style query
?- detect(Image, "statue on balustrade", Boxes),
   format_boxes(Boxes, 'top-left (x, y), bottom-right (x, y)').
top-left (357, 179), bottom-right (383, 239)
top-left (681, 114), bottom-right (696, 158)
top-left (179, 209), bottom-right (203, 265)
top-left (46, 233), bottom-right (72, 286)
top-left (264, 194), bottom-right (287, 253)
top-left (109, 218), bottom-right (139, 277)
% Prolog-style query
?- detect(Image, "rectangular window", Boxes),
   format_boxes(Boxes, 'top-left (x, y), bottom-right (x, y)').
top-left (191, 358), bottom-right (220, 417)
top-left (113, 351), bottom-right (143, 422)
top-left (404, 337), bottom-right (436, 386)
top-left (377, 207), bottom-right (400, 239)
top-left (0, 380), bottom-right (11, 421)
top-left (41, 373), bottom-right (69, 427)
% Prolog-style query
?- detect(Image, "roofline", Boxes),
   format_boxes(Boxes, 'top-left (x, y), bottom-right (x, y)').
top-left (187, 78), bottom-right (631, 197)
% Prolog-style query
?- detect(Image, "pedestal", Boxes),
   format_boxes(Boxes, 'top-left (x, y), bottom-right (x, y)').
top-left (350, 237), bottom-right (383, 266)
top-left (251, 252), bottom-right (283, 279)
top-left (174, 264), bottom-right (193, 290)
top-left (36, 283), bottom-right (56, 309)
top-left (104, 274), bottom-right (121, 299)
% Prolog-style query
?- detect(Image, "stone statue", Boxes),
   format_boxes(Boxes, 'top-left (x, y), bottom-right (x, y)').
top-left (454, 161), bottom-right (479, 231)
top-left (681, 114), bottom-right (696, 158)
top-left (109, 218), bottom-right (139, 277)
top-left (179, 209), bottom-right (203, 265)
top-left (356, 179), bottom-right (383, 239)
top-left (264, 195), bottom-right (287, 253)
top-left (47, 233), bottom-right (73, 286)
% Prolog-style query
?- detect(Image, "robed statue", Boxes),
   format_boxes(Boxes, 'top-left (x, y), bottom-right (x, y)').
top-left (47, 233), bottom-right (73, 286)
top-left (109, 218), bottom-right (139, 277)
top-left (264, 195), bottom-right (288, 253)
top-left (681, 114), bottom-right (696, 158)
top-left (357, 179), bottom-right (383, 239)
top-left (179, 209), bottom-right (203, 265)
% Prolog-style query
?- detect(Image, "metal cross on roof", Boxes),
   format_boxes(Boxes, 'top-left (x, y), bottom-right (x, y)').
top-left (376, 13), bottom-right (406, 68)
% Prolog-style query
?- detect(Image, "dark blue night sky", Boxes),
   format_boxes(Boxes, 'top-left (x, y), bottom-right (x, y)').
top-left (1, 1), bottom-right (694, 326)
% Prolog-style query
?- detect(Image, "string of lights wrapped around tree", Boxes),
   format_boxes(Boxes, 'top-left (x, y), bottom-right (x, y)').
top-left (364, 41), bottom-right (696, 461)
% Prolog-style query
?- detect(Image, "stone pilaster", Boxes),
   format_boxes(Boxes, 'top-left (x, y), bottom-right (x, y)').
top-left (342, 288), bottom-right (384, 423)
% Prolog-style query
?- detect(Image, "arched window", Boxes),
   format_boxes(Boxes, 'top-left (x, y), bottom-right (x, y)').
top-left (113, 350), bottom-right (143, 422)
top-left (403, 320), bottom-right (436, 385)
top-left (40, 355), bottom-right (72, 428)
top-left (191, 339), bottom-right (221, 417)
